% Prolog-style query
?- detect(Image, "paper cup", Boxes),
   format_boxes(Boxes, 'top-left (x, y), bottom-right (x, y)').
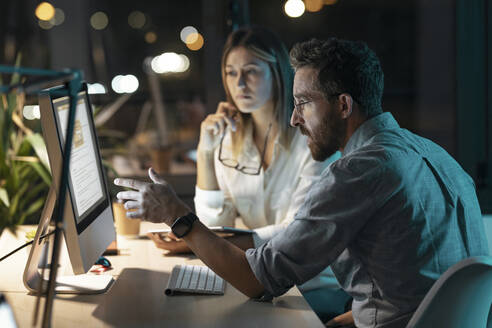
top-left (113, 201), bottom-right (141, 236)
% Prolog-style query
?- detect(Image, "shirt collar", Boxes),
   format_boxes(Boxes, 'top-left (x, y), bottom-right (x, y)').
top-left (342, 112), bottom-right (399, 156)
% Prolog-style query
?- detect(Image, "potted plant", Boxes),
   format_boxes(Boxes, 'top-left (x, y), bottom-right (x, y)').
top-left (0, 58), bottom-right (51, 237)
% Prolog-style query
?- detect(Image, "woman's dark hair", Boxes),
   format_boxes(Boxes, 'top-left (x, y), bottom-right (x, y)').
top-left (290, 38), bottom-right (384, 117)
top-left (222, 26), bottom-right (294, 150)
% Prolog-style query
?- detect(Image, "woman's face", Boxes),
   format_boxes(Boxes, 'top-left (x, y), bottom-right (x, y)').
top-left (225, 47), bottom-right (274, 114)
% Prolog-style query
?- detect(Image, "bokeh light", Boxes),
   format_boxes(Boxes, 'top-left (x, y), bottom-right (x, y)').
top-left (150, 52), bottom-right (190, 74)
top-left (305, 0), bottom-right (324, 12)
top-left (90, 12), bottom-right (109, 30)
top-left (111, 75), bottom-right (139, 94)
top-left (186, 33), bottom-right (204, 51)
top-left (284, 0), bottom-right (305, 18)
top-left (179, 55), bottom-right (190, 72)
top-left (38, 20), bottom-right (54, 30)
top-left (50, 8), bottom-right (65, 26)
top-left (185, 33), bottom-right (199, 44)
top-left (23, 105), bottom-right (41, 120)
top-left (35, 2), bottom-right (55, 21)
top-left (128, 11), bottom-right (146, 29)
top-left (145, 31), bottom-right (157, 44)
top-left (180, 26), bottom-right (198, 44)
top-left (87, 83), bottom-right (107, 94)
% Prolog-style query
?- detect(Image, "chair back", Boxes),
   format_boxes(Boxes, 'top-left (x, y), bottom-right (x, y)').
top-left (406, 256), bottom-right (492, 328)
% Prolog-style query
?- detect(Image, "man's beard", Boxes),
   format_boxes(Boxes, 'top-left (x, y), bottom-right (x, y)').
top-left (302, 108), bottom-right (346, 161)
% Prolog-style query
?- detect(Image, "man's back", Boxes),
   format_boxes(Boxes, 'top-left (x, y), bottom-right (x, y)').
top-left (332, 112), bottom-right (490, 327)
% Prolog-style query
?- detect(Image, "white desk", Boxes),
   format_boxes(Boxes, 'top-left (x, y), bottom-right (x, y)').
top-left (0, 225), bottom-right (324, 327)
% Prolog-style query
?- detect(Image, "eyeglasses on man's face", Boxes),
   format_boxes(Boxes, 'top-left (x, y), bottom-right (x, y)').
top-left (293, 100), bottom-right (313, 114)
top-left (293, 92), bottom-right (358, 115)
top-left (293, 94), bottom-right (335, 115)
top-left (218, 124), bottom-right (272, 175)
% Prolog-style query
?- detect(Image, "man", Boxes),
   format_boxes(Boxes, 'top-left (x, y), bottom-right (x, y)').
top-left (114, 38), bottom-right (489, 328)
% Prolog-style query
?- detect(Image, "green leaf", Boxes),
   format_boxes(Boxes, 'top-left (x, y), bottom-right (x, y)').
top-left (23, 197), bottom-right (45, 217)
top-left (0, 95), bottom-right (8, 157)
top-left (17, 212), bottom-right (27, 226)
top-left (18, 162), bottom-right (31, 180)
top-left (28, 162), bottom-right (52, 185)
top-left (6, 162), bottom-right (20, 191)
top-left (6, 92), bottom-right (17, 121)
top-left (0, 98), bottom-right (4, 159)
top-left (17, 138), bottom-right (32, 156)
top-left (10, 54), bottom-right (22, 85)
top-left (25, 133), bottom-right (51, 171)
top-left (8, 182), bottom-right (29, 217)
top-left (21, 178), bottom-right (48, 204)
top-left (0, 187), bottom-right (9, 207)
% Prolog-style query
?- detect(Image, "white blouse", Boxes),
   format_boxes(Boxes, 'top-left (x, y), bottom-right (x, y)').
top-left (194, 123), bottom-right (340, 247)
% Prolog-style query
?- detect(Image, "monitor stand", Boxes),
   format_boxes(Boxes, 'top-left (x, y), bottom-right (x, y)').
top-left (23, 185), bottom-right (113, 294)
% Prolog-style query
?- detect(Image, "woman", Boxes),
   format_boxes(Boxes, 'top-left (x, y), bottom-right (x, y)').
top-left (151, 26), bottom-right (334, 251)
top-left (148, 27), bottom-right (348, 322)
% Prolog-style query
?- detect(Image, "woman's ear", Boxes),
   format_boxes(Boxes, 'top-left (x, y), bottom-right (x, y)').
top-left (338, 93), bottom-right (353, 119)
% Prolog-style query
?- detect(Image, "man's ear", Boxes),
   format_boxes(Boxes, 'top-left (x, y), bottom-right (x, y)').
top-left (338, 94), bottom-right (353, 119)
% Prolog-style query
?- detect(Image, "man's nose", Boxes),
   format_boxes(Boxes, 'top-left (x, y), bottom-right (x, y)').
top-left (290, 108), bottom-right (303, 127)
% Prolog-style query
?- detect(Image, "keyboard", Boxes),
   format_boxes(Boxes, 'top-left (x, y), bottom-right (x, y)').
top-left (165, 264), bottom-right (225, 296)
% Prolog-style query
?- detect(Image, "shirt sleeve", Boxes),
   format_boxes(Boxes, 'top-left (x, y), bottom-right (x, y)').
top-left (252, 224), bottom-right (287, 248)
top-left (246, 153), bottom-right (388, 297)
top-left (194, 186), bottom-right (237, 227)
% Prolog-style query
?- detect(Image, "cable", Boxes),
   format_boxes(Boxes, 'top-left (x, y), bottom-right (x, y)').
top-left (0, 230), bottom-right (55, 262)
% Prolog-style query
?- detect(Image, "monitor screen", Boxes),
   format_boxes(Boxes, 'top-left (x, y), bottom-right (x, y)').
top-left (51, 93), bottom-right (109, 233)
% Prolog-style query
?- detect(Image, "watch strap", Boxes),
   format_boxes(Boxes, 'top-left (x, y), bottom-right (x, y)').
top-left (171, 212), bottom-right (199, 238)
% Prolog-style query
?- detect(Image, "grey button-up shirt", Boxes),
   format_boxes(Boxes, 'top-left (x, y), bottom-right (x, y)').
top-left (246, 112), bottom-right (489, 328)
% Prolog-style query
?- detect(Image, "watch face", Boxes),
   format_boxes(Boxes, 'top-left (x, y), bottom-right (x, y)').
top-left (172, 220), bottom-right (189, 238)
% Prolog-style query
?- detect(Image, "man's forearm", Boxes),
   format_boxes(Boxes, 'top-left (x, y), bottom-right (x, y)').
top-left (183, 221), bottom-right (265, 298)
top-left (225, 234), bottom-right (255, 251)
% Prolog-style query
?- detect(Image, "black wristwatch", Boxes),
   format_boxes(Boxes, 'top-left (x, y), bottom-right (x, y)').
top-left (171, 212), bottom-right (199, 238)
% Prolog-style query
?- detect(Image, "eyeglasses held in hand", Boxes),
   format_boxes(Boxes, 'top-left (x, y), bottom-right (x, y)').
top-left (218, 123), bottom-right (272, 175)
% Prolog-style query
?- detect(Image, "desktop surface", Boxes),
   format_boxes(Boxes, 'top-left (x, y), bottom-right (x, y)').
top-left (0, 223), bottom-right (324, 327)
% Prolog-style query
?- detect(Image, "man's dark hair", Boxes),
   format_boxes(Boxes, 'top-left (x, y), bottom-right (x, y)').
top-left (290, 38), bottom-right (384, 117)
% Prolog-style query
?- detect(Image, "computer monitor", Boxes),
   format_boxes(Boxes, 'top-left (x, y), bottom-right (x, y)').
top-left (23, 83), bottom-right (116, 294)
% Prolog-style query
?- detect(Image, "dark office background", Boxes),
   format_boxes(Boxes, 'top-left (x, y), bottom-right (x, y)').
top-left (0, 0), bottom-right (490, 212)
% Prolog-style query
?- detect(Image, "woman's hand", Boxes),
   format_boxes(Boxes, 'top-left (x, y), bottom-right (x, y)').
top-left (147, 232), bottom-right (192, 254)
top-left (114, 168), bottom-right (191, 226)
top-left (325, 310), bottom-right (355, 327)
top-left (197, 102), bottom-right (239, 153)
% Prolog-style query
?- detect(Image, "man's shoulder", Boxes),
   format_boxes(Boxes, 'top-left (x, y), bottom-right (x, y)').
top-left (329, 130), bottom-right (418, 180)
top-left (322, 146), bottom-right (387, 183)
top-left (349, 127), bottom-right (448, 165)
top-left (338, 141), bottom-right (389, 168)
